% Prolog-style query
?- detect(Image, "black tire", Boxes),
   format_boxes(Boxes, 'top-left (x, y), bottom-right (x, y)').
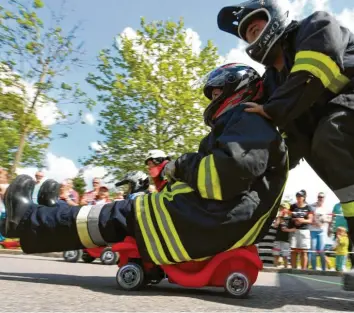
top-left (116, 263), bottom-right (145, 291)
top-left (224, 272), bottom-right (251, 298)
top-left (100, 247), bottom-right (119, 265)
top-left (343, 271), bottom-right (354, 291)
top-left (82, 252), bottom-right (96, 263)
top-left (63, 250), bottom-right (82, 263)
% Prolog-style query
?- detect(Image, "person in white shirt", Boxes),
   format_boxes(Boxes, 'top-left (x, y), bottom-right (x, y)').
top-left (309, 192), bottom-right (332, 270)
top-left (32, 171), bottom-right (45, 204)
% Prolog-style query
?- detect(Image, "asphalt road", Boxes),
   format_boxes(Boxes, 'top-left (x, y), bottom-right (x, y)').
top-left (0, 254), bottom-right (353, 312)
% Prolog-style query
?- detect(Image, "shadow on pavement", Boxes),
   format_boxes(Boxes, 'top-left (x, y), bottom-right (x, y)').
top-left (0, 271), bottom-right (352, 311)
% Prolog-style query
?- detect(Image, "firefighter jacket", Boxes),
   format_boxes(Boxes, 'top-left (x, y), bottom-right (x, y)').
top-left (132, 104), bottom-right (288, 265)
top-left (262, 11), bottom-right (354, 168)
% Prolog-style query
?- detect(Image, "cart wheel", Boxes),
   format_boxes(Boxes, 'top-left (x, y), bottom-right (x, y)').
top-left (343, 270), bottom-right (354, 291)
top-left (100, 247), bottom-right (119, 265)
top-left (82, 252), bottom-right (96, 263)
top-left (116, 263), bottom-right (145, 291)
top-left (63, 250), bottom-right (82, 263)
top-left (224, 272), bottom-right (250, 298)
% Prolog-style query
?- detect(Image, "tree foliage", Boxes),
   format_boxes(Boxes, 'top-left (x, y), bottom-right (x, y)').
top-left (0, 0), bottom-right (95, 177)
top-left (0, 82), bottom-right (49, 170)
top-left (72, 171), bottom-right (86, 197)
top-left (84, 17), bottom-right (219, 177)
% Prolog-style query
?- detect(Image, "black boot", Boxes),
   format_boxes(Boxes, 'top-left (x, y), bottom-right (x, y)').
top-left (37, 179), bottom-right (60, 207)
top-left (4, 174), bottom-right (35, 237)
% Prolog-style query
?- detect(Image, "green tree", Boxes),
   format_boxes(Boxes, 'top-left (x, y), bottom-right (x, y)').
top-left (84, 17), bottom-right (219, 177)
top-left (0, 83), bottom-right (49, 170)
top-left (0, 0), bottom-right (95, 177)
top-left (72, 171), bottom-right (86, 198)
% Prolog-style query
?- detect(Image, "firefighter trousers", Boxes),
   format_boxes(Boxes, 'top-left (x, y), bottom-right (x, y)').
top-left (18, 200), bottom-right (135, 254)
top-left (305, 106), bottom-right (354, 249)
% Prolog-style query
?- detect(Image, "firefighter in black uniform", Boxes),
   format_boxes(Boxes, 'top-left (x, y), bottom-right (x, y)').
top-left (4, 63), bottom-right (288, 265)
top-left (217, 0), bottom-right (354, 279)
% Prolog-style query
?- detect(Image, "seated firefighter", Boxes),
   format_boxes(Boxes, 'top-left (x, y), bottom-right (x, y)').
top-left (115, 170), bottom-right (150, 200)
top-left (4, 63), bottom-right (288, 265)
top-left (144, 149), bottom-right (171, 192)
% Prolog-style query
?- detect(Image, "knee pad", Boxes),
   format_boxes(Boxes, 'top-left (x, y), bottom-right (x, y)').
top-left (37, 179), bottom-right (60, 207)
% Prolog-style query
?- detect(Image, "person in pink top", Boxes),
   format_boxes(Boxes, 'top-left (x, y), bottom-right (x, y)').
top-left (80, 177), bottom-right (101, 205)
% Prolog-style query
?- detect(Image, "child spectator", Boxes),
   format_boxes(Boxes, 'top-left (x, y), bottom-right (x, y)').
top-left (58, 182), bottom-right (78, 206)
top-left (334, 226), bottom-right (349, 272)
top-left (273, 202), bottom-right (295, 268)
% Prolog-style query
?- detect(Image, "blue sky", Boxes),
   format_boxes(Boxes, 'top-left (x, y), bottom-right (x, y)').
top-left (13, 0), bottom-right (354, 206)
top-left (43, 0), bottom-right (351, 167)
top-left (47, 0), bottom-right (241, 164)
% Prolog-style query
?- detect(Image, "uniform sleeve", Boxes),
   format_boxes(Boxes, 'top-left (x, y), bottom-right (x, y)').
top-left (174, 111), bottom-right (280, 201)
top-left (264, 11), bottom-right (352, 128)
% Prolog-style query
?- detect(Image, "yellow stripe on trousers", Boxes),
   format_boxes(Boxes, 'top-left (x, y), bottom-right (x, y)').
top-left (135, 195), bottom-right (172, 265)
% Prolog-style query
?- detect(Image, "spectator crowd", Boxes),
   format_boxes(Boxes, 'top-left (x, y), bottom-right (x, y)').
top-left (264, 189), bottom-right (353, 272)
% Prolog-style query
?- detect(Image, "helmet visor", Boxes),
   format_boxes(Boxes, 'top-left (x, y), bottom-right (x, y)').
top-left (193, 64), bottom-right (249, 99)
top-left (238, 8), bottom-right (270, 42)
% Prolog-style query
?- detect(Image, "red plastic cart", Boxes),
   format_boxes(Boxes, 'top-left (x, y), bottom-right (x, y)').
top-left (111, 236), bottom-right (262, 298)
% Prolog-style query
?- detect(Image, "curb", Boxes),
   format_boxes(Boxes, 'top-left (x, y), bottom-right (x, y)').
top-left (0, 249), bottom-right (344, 277)
top-left (0, 249), bottom-right (62, 258)
top-left (261, 266), bottom-right (342, 277)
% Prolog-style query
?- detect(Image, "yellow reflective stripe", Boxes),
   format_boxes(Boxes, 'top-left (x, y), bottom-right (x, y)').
top-left (209, 155), bottom-right (222, 200)
top-left (281, 132), bottom-right (287, 139)
top-left (291, 63), bottom-right (330, 87)
top-left (170, 181), bottom-right (194, 194)
top-left (291, 50), bottom-right (350, 94)
top-left (76, 205), bottom-right (98, 248)
top-left (160, 191), bottom-right (191, 261)
top-left (135, 195), bottom-right (171, 264)
top-left (154, 193), bottom-right (191, 262)
top-left (197, 155), bottom-right (222, 200)
top-left (229, 152), bottom-right (289, 250)
top-left (150, 193), bottom-right (180, 262)
top-left (297, 51), bottom-right (340, 78)
top-left (341, 202), bottom-right (354, 218)
top-left (197, 157), bottom-right (207, 198)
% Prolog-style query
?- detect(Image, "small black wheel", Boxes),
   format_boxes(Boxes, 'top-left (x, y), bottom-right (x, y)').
top-left (63, 250), bottom-right (82, 263)
top-left (224, 272), bottom-right (250, 298)
top-left (82, 252), bottom-right (96, 263)
top-left (116, 263), bottom-right (145, 291)
top-left (100, 247), bottom-right (119, 265)
top-left (343, 270), bottom-right (354, 291)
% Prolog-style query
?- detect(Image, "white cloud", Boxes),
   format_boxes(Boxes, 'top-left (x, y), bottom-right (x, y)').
top-left (0, 66), bottom-right (60, 126)
top-left (84, 113), bottom-right (95, 125)
top-left (16, 152), bottom-right (119, 192)
top-left (36, 101), bottom-right (60, 126)
top-left (185, 28), bottom-right (202, 55)
top-left (16, 152), bottom-right (79, 184)
top-left (335, 8), bottom-right (354, 33)
top-left (89, 141), bottom-right (104, 152)
top-left (224, 41), bottom-right (266, 75)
